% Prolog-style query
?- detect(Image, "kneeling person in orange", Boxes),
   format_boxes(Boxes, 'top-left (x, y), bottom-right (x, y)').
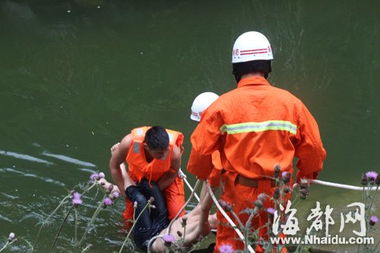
top-left (109, 126), bottom-right (186, 222)
top-left (187, 31), bottom-right (326, 253)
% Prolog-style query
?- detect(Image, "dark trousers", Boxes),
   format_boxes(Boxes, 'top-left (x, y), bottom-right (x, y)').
top-left (125, 180), bottom-right (169, 250)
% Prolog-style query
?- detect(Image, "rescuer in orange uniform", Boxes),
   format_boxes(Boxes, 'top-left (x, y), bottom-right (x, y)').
top-left (109, 126), bottom-right (186, 224)
top-left (187, 31), bottom-right (326, 253)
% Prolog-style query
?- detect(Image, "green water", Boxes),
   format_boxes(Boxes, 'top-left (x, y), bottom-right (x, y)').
top-left (0, 0), bottom-right (379, 252)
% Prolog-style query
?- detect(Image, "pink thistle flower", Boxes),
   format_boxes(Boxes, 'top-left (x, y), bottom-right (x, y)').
top-left (103, 197), bottom-right (113, 206)
top-left (162, 234), bottom-right (176, 243)
top-left (111, 191), bottom-right (120, 199)
top-left (72, 192), bottom-right (81, 200)
top-left (266, 207), bottom-right (276, 215)
top-left (366, 171), bottom-right (378, 181)
top-left (98, 172), bottom-right (105, 179)
top-left (72, 192), bottom-right (82, 206)
top-left (72, 197), bottom-right (83, 206)
top-left (219, 243), bottom-right (234, 253)
top-left (369, 216), bottom-right (379, 226)
top-left (90, 173), bottom-right (99, 181)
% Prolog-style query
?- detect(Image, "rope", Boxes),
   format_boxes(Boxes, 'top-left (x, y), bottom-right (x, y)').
top-left (179, 169), bottom-right (200, 201)
top-left (180, 170), bottom-right (254, 252)
top-left (205, 182), bottom-right (255, 253)
top-left (292, 179), bottom-right (380, 191)
top-left (311, 179), bottom-right (379, 191)
top-left (146, 234), bottom-right (164, 253)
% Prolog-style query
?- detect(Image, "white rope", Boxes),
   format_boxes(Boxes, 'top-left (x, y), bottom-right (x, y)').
top-left (205, 182), bottom-right (255, 253)
top-left (146, 234), bottom-right (164, 253)
top-left (179, 169), bottom-right (200, 202)
top-left (309, 179), bottom-right (379, 191)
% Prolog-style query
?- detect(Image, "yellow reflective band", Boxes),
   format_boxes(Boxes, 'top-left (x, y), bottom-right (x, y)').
top-left (220, 120), bottom-right (297, 135)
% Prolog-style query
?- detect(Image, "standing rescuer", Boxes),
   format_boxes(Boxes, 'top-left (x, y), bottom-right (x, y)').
top-left (187, 31), bottom-right (327, 252)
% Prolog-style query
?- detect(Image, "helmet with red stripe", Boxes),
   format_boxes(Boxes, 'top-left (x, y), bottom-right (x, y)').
top-left (232, 31), bottom-right (273, 63)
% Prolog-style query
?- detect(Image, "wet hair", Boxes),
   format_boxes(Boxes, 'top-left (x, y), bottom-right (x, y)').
top-left (232, 60), bottom-right (272, 82)
top-left (144, 126), bottom-right (169, 150)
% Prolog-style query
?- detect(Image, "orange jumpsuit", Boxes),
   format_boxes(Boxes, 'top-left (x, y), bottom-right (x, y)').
top-left (187, 76), bottom-right (326, 252)
top-left (123, 126), bottom-right (185, 223)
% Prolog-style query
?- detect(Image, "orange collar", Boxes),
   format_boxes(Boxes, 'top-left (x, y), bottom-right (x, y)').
top-left (237, 76), bottom-right (271, 88)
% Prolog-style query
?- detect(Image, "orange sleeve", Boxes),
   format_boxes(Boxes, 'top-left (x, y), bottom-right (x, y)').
top-left (294, 103), bottom-right (327, 181)
top-left (187, 106), bottom-right (223, 180)
top-left (187, 149), bottom-right (213, 180)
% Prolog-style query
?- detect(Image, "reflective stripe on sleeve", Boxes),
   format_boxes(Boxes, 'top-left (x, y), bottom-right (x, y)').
top-left (220, 120), bottom-right (297, 135)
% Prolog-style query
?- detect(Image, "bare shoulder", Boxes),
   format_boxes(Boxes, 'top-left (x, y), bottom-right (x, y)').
top-left (115, 134), bottom-right (132, 155)
top-left (120, 134), bottom-right (132, 146)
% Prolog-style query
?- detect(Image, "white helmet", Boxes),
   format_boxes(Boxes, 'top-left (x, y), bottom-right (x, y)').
top-left (190, 92), bottom-right (219, 122)
top-left (232, 31), bottom-right (273, 63)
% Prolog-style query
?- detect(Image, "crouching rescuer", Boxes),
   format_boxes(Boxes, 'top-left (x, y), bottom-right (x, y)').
top-left (109, 126), bottom-right (186, 230)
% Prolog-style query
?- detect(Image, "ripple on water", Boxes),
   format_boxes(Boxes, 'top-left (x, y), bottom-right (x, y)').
top-left (0, 150), bottom-right (53, 165)
top-left (1, 192), bottom-right (19, 199)
top-left (0, 167), bottom-right (65, 187)
top-left (0, 214), bottom-right (12, 223)
top-left (41, 151), bottom-right (96, 167)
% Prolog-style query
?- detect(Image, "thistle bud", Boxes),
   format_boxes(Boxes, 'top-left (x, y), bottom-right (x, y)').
top-left (281, 171), bottom-right (291, 184)
top-left (273, 188), bottom-right (280, 200)
top-left (98, 172), bottom-right (105, 179)
top-left (283, 186), bottom-right (291, 194)
top-left (361, 174), bottom-right (368, 186)
top-left (8, 232), bottom-right (15, 242)
top-left (274, 164), bottom-right (281, 178)
top-left (299, 188), bottom-right (309, 199)
top-left (254, 199), bottom-right (263, 209)
top-left (181, 217), bottom-right (188, 227)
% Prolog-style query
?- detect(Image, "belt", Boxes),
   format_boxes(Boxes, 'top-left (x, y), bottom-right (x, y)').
top-left (236, 175), bottom-right (276, 188)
